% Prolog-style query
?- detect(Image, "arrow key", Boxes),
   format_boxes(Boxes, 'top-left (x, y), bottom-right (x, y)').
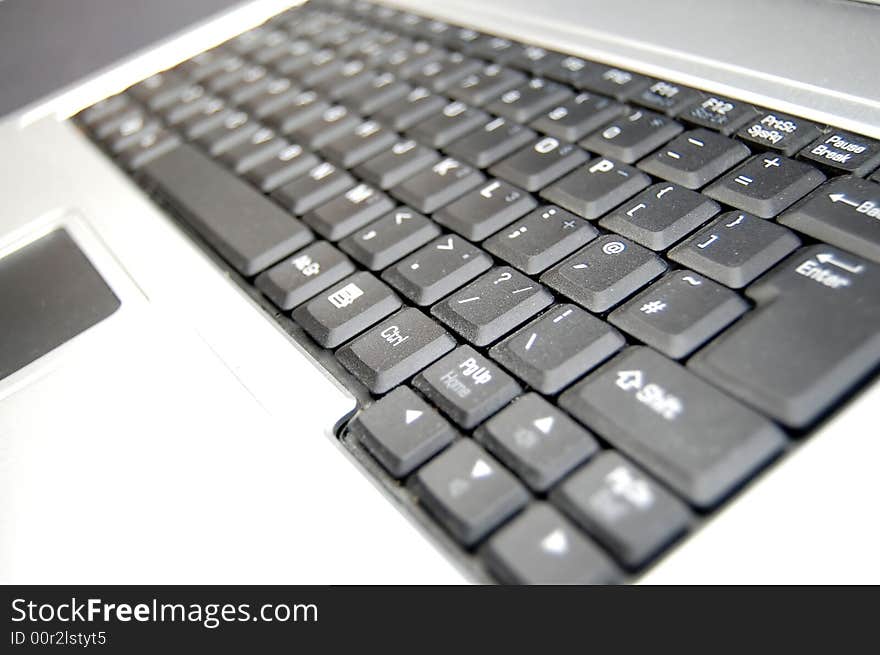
top-left (349, 387), bottom-right (456, 477)
top-left (779, 176), bottom-right (880, 263)
top-left (476, 393), bottom-right (598, 492)
top-left (338, 207), bottom-right (440, 271)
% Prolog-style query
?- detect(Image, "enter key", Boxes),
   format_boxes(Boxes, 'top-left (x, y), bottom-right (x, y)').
top-left (689, 245), bottom-right (880, 428)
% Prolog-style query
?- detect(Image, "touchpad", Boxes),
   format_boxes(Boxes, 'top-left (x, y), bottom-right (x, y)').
top-left (0, 228), bottom-right (120, 380)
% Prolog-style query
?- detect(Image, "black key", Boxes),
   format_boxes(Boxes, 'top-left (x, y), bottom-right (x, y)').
top-left (314, 59), bottom-right (375, 100)
top-left (349, 387), bottom-right (456, 477)
top-left (321, 119), bottom-right (398, 168)
top-left (476, 393), bottom-right (598, 492)
top-left (779, 176), bottom-right (880, 263)
top-left (541, 54), bottom-right (592, 86)
top-left (506, 46), bottom-right (567, 76)
top-left (78, 94), bottom-right (130, 126)
top-left (608, 270), bottom-right (748, 359)
top-left (704, 154), bottom-right (826, 218)
top-left (599, 183), bottom-right (721, 250)
top-left (337, 308), bottom-right (456, 394)
top-left (272, 161), bottom-right (354, 215)
top-left (289, 104), bottom-right (360, 150)
top-left (490, 303), bottom-right (625, 394)
top-left (448, 64), bottom-right (526, 107)
top-left (490, 137), bottom-right (588, 192)
top-left (341, 71), bottom-right (410, 115)
top-left (411, 439), bottom-right (529, 546)
top-left (180, 49), bottom-right (240, 83)
top-left (484, 503), bottom-right (622, 584)
top-left (128, 70), bottom-right (186, 109)
top-left (530, 92), bottom-right (625, 143)
top-left (411, 52), bottom-right (482, 92)
top-left (688, 245), bottom-right (880, 428)
top-left (223, 65), bottom-right (273, 104)
top-left (679, 94), bottom-right (760, 135)
top-left (407, 100), bottom-right (488, 148)
top-left (468, 35), bottom-right (519, 62)
top-left (580, 108), bottom-right (683, 164)
top-left (431, 267), bottom-right (554, 346)
top-left (801, 130), bottom-right (880, 177)
top-left (413, 346), bottom-right (521, 429)
top-left (637, 128), bottom-right (751, 189)
top-left (303, 183), bottom-right (394, 241)
top-left (194, 110), bottom-right (260, 156)
top-left (161, 87), bottom-right (219, 126)
top-left (117, 127), bottom-right (181, 170)
top-left (630, 79), bottom-right (702, 116)
top-left (485, 78), bottom-right (572, 123)
top-left (668, 211), bottom-right (801, 288)
top-left (483, 205), bottom-right (598, 274)
top-left (219, 127), bottom-right (287, 174)
top-left (540, 235), bottom-right (667, 312)
top-left (444, 116), bottom-right (536, 169)
top-left (540, 157), bottom-right (651, 220)
top-left (574, 64), bottom-right (652, 101)
top-left (295, 49), bottom-right (344, 87)
top-left (736, 111), bottom-right (823, 156)
top-left (245, 143), bottom-right (320, 192)
top-left (264, 90), bottom-right (328, 134)
top-left (264, 39), bottom-right (313, 72)
top-left (178, 102), bottom-right (231, 139)
top-left (391, 157), bottom-right (485, 213)
top-left (254, 241), bottom-right (354, 310)
top-left (141, 144), bottom-right (312, 276)
top-left (354, 138), bottom-right (440, 190)
top-left (551, 451), bottom-right (691, 568)
top-left (560, 346), bottom-right (787, 507)
top-left (374, 86), bottom-right (447, 131)
top-left (382, 234), bottom-right (493, 305)
top-left (433, 179), bottom-right (536, 241)
top-left (382, 40), bottom-right (445, 77)
top-left (292, 271), bottom-right (401, 348)
top-left (441, 27), bottom-right (482, 54)
top-left (339, 207), bottom-right (440, 270)
top-left (92, 106), bottom-right (147, 140)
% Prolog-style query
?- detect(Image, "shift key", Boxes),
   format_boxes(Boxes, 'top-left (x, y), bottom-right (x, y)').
top-left (560, 346), bottom-right (786, 508)
top-left (689, 245), bottom-right (880, 428)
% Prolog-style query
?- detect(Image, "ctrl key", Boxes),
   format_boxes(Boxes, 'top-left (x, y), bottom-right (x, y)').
top-left (484, 504), bottom-right (622, 584)
top-left (411, 439), bottom-right (529, 547)
top-left (336, 308), bottom-right (456, 394)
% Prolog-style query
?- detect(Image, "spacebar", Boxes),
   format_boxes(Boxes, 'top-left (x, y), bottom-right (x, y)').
top-left (142, 144), bottom-right (313, 276)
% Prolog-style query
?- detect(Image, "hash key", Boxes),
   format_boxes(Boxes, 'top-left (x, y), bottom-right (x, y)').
top-left (349, 387), bottom-right (456, 477)
top-left (431, 266), bottom-right (553, 346)
top-left (336, 308), bottom-right (456, 394)
top-left (476, 393), bottom-right (598, 492)
top-left (608, 270), bottom-right (748, 359)
top-left (581, 107), bottom-right (683, 164)
top-left (637, 128), bottom-right (751, 189)
top-left (540, 157), bottom-right (651, 220)
top-left (484, 503), bottom-right (622, 584)
top-left (339, 207), bottom-right (440, 271)
top-left (490, 303), bottom-right (625, 394)
top-left (411, 439), bottom-right (529, 546)
top-left (292, 271), bottom-right (401, 348)
top-left (433, 178), bottom-right (536, 241)
top-left (540, 235), bottom-right (666, 312)
top-left (413, 346), bottom-right (521, 429)
top-left (489, 137), bottom-right (588, 192)
top-left (668, 211), bottom-right (801, 288)
top-left (483, 205), bottom-right (598, 274)
top-left (599, 182), bottom-right (720, 251)
top-left (551, 451), bottom-right (690, 568)
top-left (704, 154), bottom-right (826, 218)
top-left (559, 346), bottom-right (787, 507)
top-left (381, 234), bottom-right (493, 306)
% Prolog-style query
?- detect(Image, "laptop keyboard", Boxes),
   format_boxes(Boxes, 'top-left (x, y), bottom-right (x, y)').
top-left (74, 0), bottom-right (880, 583)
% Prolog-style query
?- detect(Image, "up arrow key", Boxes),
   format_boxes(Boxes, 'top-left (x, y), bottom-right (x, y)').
top-left (405, 409), bottom-right (423, 424)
